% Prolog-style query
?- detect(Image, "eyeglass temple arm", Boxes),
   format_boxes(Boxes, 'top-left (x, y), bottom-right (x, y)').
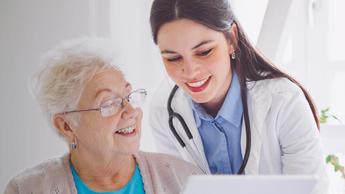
top-left (62, 108), bottom-right (100, 114)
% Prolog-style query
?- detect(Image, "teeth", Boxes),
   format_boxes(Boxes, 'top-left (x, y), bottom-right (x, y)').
top-left (186, 78), bottom-right (208, 87)
top-left (116, 125), bottom-right (135, 134)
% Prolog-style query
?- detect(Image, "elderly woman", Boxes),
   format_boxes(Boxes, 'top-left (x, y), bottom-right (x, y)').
top-left (4, 38), bottom-right (201, 194)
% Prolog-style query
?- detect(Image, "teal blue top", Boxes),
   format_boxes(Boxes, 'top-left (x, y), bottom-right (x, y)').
top-left (70, 162), bottom-right (145, 194)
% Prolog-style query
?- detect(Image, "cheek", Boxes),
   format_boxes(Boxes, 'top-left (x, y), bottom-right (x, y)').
top-left (136, 108), bottom-right (143, 119)
top-left (136, 109), bottom-right (143, 126)
top-left (164, 63), bottom-right (181, 81)
top-left (102, 114), bottom-right (122, 130)
top-left (80, 114), bottom-right (99, 129)
top-left (79, 113), bottom-right (119, 134)
top-left (74, 117), bottom-right (101, 141)
top-left (206, 52), bottom-right (231, 75)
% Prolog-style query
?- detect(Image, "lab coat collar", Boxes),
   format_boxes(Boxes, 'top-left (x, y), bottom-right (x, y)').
top-left (170, 80), bottom-right (272, 175)
top-left (172, 88), bottom-right (211, 173)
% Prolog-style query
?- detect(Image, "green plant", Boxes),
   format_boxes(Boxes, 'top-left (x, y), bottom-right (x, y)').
top-left (319, 107), bottom-right (342, 124)
top-left (326, 154), bottom-right (345, 179)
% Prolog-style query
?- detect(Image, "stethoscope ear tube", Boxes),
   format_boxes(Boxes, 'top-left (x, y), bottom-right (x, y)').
top-left (172, 113), bottom-right (193, 139)
top-left (168, 85), bottom-right (187, 148)
top-left (167, 85), bottom-right (193, 139)
top-left (169, 115), bottom-right (186, 147)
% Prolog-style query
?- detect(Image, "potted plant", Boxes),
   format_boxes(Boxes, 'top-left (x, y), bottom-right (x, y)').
top-left (319, 107), bottom-right (342, 124)
top-left (320, 108), bottom-right (345, 193)
top-left (319, 108), bottom-right (345, 154)
top-left (326, 155), bottom-right (345, 179)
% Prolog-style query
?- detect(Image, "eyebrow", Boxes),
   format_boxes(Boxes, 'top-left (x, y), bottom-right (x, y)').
top-left (94, 88), bottom-right (112, 99)
top-left (161, 40), bottom-right (214, 54)
top-left (125, 82), bottom-right (131, 89)
top-left (192, 40), bottom-right (214, 49)
top-left (94, 83), bottom-right (132, 99)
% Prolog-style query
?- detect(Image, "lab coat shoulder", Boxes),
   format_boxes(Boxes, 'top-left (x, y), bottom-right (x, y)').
top-left (250, 77), bottom-right (317, 138)
top-left (247, 77), bottom-right (302, 97)
top-left (247, 77), bottom-right (309, 132)
top-left (251, 78), bottom-right (327, 173)
top-left (248, 78), bottom-right (327, 193)
top-left (244, 77), bottom-right (304, 137)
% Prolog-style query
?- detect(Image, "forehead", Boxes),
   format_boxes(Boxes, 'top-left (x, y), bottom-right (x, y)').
top-left (84, 69), bottom-right (127, 97)
top-left (157, 19), bottom-right (225, 50)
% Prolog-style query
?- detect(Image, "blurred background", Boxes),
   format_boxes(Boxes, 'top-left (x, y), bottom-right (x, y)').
top-left (1, 0), bottom-right (344, 192)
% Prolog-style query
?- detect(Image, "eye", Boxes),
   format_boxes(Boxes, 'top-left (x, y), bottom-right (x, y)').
top-left (100, 104), bottom-right (117, 117)
top-left (166, 56), bottom-right (182, 62)
top-left (128, 89), bottom-right (147, 107)
top-left (100, 98), bottom-right (122, 117)
top-left (101, 98), bottom-right (117, 106)
top-left (197, 48), bottom-right (213, 57)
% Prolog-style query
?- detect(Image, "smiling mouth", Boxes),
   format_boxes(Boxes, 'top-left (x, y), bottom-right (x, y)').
top-left (185, 76), bottom-right (211, 92)
top-left (115, 125), bottom-right (136, 136)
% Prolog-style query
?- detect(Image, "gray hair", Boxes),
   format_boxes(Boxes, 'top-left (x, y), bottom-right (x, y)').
top-left (32, 37), bottom-right (121, 127)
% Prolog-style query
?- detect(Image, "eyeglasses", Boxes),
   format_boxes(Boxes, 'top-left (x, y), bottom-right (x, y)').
top-left (61, 89), bottom-right (147, 118)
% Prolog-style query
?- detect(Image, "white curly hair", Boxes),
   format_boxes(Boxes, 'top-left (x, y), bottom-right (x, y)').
top-left (32, 37), bottom-right (122, 127)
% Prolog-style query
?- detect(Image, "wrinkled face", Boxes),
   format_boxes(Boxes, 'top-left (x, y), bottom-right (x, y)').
top-left (157, 19), bottom-right (233, 106)
top-left (71, 69), bottom-right (142, 157)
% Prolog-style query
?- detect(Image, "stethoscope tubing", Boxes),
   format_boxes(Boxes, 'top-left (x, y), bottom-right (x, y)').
top-left (167, 84), bottom-right (251, 175)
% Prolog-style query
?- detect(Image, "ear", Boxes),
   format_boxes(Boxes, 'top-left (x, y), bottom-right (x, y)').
top-left (53, 114), bottom-right (76, 143)
top-left (227, 23), bottom-right (238, 54)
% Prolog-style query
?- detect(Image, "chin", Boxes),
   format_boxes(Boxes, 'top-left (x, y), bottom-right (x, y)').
top-left (125, 140), bottom-right (140, 153)
top-left (187, 88), bottom-right (215, 104)
top-left (116, 146), bottom-right (140, 156)
top-left (190, 95), bottom-right (211, 104)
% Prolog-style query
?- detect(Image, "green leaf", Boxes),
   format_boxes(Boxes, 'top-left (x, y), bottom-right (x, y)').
top-left (326, 155), bottom-right (332, 163)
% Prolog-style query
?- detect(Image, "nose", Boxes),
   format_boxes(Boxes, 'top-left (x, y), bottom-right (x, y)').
top-left (182, 58), bottom-right (200, 78)
top-left (121, 100), bottom-right (139, 120)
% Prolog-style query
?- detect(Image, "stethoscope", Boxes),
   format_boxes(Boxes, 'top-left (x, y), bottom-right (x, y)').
top-left (167, 84), bottom-right (251, 175)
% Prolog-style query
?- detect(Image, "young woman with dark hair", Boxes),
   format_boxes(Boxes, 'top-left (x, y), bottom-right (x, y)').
top-left (149, 0), bottom-right (327, 193)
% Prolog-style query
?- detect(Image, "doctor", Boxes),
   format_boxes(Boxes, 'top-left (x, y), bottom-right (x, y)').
top-left (149, 0), bottom-right (327, 192)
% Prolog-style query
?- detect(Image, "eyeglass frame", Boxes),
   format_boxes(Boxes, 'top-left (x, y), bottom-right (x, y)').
top-left (59, 88), bottom-right (147, 118)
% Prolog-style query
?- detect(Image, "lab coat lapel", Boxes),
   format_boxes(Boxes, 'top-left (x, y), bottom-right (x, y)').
top-left (241, 81), bottom-right (272, 174)
top-left (172, 89), bottom-right (210, 172)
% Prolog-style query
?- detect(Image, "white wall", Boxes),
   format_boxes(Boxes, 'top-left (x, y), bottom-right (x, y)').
top-left (231, 0), bottom-right (268, 44)
top-left (109, 0), bottom-right (165, 152)
top-left (0, 0), bottom-right (110, 191)
top-left (259, 0), bottom-right (345, 122)
top-left (0, 1), bottom-right (270, 191)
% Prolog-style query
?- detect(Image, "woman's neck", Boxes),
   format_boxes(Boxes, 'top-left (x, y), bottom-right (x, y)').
top-left (70, 150), bottom-right (136, 192)
top-left (202, 99), bottom-right (225, 118)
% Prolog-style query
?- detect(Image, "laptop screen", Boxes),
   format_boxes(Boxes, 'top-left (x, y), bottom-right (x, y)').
top-left (182, 175), bottom-right (317, 194)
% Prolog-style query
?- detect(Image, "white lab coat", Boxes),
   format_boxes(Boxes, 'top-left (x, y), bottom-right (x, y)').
top-left (149, 77), bottom-right (328, 193)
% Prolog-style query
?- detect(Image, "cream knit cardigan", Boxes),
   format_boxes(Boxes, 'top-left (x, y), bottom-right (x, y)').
top-left (4, 152), bottom-right (202, 194)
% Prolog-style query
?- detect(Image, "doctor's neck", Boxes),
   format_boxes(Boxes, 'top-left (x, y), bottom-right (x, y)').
top-left (200, 74), bottom-right (232, 118)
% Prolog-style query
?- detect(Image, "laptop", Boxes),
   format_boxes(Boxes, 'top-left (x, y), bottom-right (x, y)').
top-left (182, 175), bottom-right (317, 194)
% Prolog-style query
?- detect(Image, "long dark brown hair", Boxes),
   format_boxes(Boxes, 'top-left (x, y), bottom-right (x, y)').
top-left (150, 0), bottom-right (319, 129)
